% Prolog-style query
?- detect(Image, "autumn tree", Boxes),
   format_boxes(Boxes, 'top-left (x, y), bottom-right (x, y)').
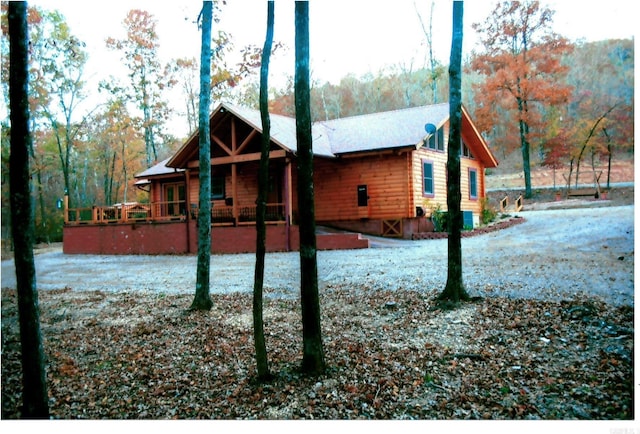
top-left (539, 106), bottom-right (570, 191)
top-left (253, 0), bottom-right (275, 382)
top-left (170, 4), bottom-right (282, 136)
top-left (470, 0), bottom-right (572, 198)
top-left (8, 1), bottom-right (49, 418)
top-left (87, 98), bottom-right (144, 205)
top-left (191, 1), bottom-right (214, 312)
top-left (170, 57), bottom-right (200, 134)
top-left (294, 0), bottom-right (325, 375)
top-left (170, 32), bottom-right (235, 134)
top-left (26, 6), bottom-right (89, 210)
top-left (436, 1), bottom-right (469, 305)
top-left (268, 66), bottom-right (450, 122)
top-left (559, 39), bottom-right (633, 189)
top-left (106, 9), bottom-right (175, 167)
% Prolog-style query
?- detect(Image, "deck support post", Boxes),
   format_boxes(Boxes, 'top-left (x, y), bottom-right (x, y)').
top-left (232, 163), bottom-right (238, 226)
top-left (63, 194), bottom-right (69, 224)
top-left (284, 158), bottom-right (293, 250)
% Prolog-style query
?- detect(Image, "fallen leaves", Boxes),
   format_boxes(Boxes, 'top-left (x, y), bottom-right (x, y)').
top-left (1, 286), bottom-right (634, 419)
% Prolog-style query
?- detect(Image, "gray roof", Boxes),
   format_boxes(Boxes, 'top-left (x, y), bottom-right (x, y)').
top-left (319, 103), bottom-right (450, 155)
top-left (135, 158), bottom-right (184, 178)
top-left (141, 101), bottom-right (492, 178)
top-left (224, 102), bottom-right (449, 157)
top-left (224, 103), bottom-right (335, 157)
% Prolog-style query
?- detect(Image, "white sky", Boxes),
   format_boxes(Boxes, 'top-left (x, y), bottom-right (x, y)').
top-left (25, 0), bottom-right (637, 136)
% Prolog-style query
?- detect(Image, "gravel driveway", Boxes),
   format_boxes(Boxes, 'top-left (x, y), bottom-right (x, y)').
top-left (1, 205), bottom-right (634, 306)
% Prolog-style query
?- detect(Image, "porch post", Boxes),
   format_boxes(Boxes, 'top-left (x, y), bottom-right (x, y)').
top-left (232, 163), bottom-right (238, 226)
top-left (63, 193), bottom-right (69, 224)
top-left (185, 169), bottom-right (192, 253)
top-left (284, 158), bottom-right (293, 250)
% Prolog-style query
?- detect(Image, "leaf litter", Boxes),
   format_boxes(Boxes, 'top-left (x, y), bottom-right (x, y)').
top-left (1, 285), bottom-right (633, 420)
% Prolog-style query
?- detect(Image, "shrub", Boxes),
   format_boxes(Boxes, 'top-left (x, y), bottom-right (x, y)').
top-left (480, 198), bottom-right (498, 225)
top-left (430, 204), bottom-right (448, 232)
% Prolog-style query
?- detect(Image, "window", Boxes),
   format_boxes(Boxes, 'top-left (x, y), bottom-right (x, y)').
top-left (427, 126), bottom-right (445, 151)
top-left (468, 168), bottom-right (478, 200)
top-left (422, 160), bottom-right (434, 196)
top-left (461, 141), bottom-right (474, 158)
top-left (211, 176), bottom-right (225, 200)
top-left (428, 134), bottom-right (436, 150)
top-left (437, 127), bottom-right (444, 151)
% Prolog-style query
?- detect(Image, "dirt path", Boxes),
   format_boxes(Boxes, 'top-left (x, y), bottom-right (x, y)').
top-left (486, 157), bottom-right (633, 190)
top-left (1, 205), bottom-right (633, 306)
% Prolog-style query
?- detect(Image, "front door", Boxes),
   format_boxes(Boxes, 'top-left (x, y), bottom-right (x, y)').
top-left (164, 182), bottom-right (185, 216)
top-left (267, 170), bottom-right (282, 204)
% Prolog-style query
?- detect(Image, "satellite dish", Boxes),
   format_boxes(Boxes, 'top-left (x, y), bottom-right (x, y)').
top-left (424, 123), bottom-right (437, 134)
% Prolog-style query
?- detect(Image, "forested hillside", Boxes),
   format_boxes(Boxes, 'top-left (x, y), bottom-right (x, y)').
top-left (261, 38), bottom-right (633, 187)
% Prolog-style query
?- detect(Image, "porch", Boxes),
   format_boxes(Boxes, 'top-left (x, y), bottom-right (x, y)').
top-left (64, 197), bottom-right (287, 227)
top-left (62, 212), bottom-right (369, 255)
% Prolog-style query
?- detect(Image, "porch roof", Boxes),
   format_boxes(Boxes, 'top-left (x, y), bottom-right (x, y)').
top-left (135, 158), bottom-right (184, 179)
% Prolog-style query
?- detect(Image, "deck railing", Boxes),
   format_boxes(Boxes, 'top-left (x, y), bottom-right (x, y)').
top-left (65, 201), bottom-right (286, 226)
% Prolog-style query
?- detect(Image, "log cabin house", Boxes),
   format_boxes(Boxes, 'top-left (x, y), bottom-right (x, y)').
top-left (63, 101), bottom-right (498, 255)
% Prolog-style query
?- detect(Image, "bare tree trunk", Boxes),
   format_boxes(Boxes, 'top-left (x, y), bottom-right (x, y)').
top-left (191, 1), bottom-right (213, 311)
top-left (438, 0), bottom-right (469, 305)
top-left (518, 111), bottom-right (533, 198)
top-left (415, 0), bottom-right (439, 103)
top-left (8, 2), bottom-right (50, 418)
top-left (253, 0), bottom-right (275, 382)
top-left (295, 1), bottom-right (325, 375)
top-left (574, 105), bottom-right (618, 189)
top-left (602, 127), bottom-right (612, 189)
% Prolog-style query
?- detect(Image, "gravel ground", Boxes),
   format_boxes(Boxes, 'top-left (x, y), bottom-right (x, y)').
top-left (1, 205), bottom-right (634, 306)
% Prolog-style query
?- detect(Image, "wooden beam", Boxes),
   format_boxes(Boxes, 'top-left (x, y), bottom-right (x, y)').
top-left (336, 148), bottom-right (413, 159)
top-left (235, 129), bottom-right (258, 155)
top-left (186, 149), bottom-right (287, 168)
top-left (211, 133), bottom-right (233, 156)
top-left (231, 117), bottom-right (237, 153)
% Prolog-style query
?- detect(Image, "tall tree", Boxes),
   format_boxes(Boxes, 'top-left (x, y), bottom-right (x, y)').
top-left (470, 1), bottom-right (572, 198)
top-left (253, 0), bottom-right (275, 382)
top-left (414, 0), bottom-right (442, 103)
top-left (27, 7), bottom-right (88, 209)
top-left (88, 98), bottom-right (144, 205)
top-left (8, 1), bottom-right (49, 418)
top-left (190, 1), bottom-right (214, 311)
top-left (294, 0), bottom-right (325, 375)
top-left (438, 0), bottom-right (469, 304)
top-left (106, 9), bottom-right (175, 167)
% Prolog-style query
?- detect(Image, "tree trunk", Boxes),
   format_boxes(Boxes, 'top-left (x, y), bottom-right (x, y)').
top-left (191, 1), bottom-right (213, 311)
top-left (574, 105), bottom-right (618, 190)
top-left (253, 0), bottom-right (275, 382)
top-left (8, 2), bottom-right (50, 418)
top-left (438, 0), bottom-right (470, 305)
top-left (603, 127), bottom-right (612, 189)
top-left (516, 96), bottom-right (533, 199)
top-left (294, 1), bottom-right (325, 375)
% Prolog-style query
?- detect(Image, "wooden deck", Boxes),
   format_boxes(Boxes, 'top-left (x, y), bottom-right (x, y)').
top-left (64, 199), bottom-right (286, 227)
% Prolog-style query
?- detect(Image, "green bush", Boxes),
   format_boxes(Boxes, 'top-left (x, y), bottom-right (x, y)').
top-left (480, 198), bottom-right (498, 225)
top-left (431, 204), bottom-right (448, 232)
